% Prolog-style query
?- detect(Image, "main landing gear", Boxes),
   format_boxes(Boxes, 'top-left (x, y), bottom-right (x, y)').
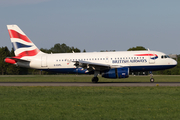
top-left (92, 77), bottom-right (99, 83)
top-left (149, 71), bottom-right (154, 83)
top-left (92, 71), bottom-right (99, 83)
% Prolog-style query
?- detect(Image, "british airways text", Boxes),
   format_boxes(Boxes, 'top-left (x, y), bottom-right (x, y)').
top-left (112, 59), bottom-right (147, 64)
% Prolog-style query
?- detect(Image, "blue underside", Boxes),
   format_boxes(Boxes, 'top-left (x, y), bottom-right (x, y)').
top-left (40, 65), bottom-right (176, 74)
top-left (129, 65), bottom-right (176, 72)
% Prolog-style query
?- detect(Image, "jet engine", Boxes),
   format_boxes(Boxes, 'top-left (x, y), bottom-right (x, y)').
top-left (102, 67), bottom-right (129, 78)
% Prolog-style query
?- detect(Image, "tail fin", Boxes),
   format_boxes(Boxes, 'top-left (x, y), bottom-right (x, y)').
top-left (7, 25), bottom-right (40, 57)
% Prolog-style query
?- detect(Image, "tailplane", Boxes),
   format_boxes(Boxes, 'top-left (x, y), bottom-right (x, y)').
top-left (7, 25), bottom-right (40, 57)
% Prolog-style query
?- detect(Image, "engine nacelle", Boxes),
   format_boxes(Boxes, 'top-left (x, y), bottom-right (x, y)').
top-left (102, 67), bottom-right (129, 78)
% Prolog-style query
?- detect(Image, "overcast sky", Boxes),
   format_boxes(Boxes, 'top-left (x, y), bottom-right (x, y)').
top-left (0, 0), bottom-right (180, 54)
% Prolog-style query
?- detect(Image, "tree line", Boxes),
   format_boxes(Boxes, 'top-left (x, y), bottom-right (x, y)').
top-left (0, 45), bottom-right (179, 75)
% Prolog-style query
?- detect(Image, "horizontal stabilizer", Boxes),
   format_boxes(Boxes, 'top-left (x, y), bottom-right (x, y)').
top-left (4, 57), bottom-right (30, 64)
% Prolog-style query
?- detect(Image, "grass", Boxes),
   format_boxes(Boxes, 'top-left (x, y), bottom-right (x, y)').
top-left (0, 75), bottom-right (180, 82)
top-left (0, 75), bottom-right (180, 119)
top-left (0, 86), bottom-right (180, 120)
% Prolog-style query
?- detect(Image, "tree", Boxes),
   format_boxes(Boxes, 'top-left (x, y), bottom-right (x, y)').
top-left (127, 46), bottom-right (147, 51)
top-left (83, 49), bottom-right (86, 52)
top-left (0, 46), bottom-right (11, 75)
top-left (69, 47), bottom-right (81, 53)
top-left (40, 48), bottom-right (52, 54)
top-left (50, 43), bottom-right (73, 53)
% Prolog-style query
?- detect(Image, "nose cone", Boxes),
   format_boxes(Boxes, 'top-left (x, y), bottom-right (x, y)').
top-left (172, 59), bottom-right (177, 66)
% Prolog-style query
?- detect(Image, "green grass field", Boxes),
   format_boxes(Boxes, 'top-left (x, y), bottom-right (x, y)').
top-left (0, 75), bottom-right (180, 120)
top-left (0, 75), bottom-right (180, 82)
top-left (0, 86), bottom-right (180, 120)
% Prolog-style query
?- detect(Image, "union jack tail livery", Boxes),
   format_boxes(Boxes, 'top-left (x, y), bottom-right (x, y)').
top-left (7, 25), bottom-right (40, 57)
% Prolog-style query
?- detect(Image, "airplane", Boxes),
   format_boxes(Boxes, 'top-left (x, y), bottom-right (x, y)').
top-left (4, 25), bottom-right (177, 83)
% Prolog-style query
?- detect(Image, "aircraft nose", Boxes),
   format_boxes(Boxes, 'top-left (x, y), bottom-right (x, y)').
top-left (172, 59), bottom-right (177, 66)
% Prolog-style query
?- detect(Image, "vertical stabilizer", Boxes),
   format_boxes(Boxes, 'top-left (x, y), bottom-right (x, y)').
top-left (7, 25), bottom-right (40, 57)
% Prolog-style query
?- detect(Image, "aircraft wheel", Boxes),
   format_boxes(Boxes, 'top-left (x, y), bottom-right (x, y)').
top-left (150, 78), bottom-right (154, 83)
top-left (92, 77), bottom-right (99, 83)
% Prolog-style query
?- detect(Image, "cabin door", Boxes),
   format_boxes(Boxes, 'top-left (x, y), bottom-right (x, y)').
top-left (41, 56), bottom-right (48, 67)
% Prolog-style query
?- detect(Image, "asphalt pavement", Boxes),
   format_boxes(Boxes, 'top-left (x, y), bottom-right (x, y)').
top-left (0, 82), bottom-right (180, 86)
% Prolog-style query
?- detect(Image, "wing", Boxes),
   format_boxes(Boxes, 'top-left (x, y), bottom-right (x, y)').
top-left (73, 60), bottom-right (124, 72)
top-left (73, 60), bottom-right (110, 72)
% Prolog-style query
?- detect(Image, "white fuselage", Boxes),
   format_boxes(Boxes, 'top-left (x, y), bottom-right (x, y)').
top-left (19, 50), bottom-right (177, 73)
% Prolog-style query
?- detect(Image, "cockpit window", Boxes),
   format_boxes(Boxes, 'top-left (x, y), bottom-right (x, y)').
top-left (161, 55), bottom-right (170, 59)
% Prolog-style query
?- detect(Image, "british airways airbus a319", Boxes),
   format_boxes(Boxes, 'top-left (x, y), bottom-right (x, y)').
top-left (5, 25), bottom-right (177, 83)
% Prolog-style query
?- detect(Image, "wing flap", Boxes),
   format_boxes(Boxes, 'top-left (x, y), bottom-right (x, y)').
top-left (73, 60), bottom-right (110, 72)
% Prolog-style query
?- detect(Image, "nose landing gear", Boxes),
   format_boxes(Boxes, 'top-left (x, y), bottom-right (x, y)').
top-left (149, 71), bottom-right (154, 83)
top-left (150, 78), bottom-right (154, 82)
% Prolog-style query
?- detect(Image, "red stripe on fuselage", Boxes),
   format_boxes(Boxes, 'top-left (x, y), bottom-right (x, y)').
top-left (134, 54), bottom-right (158, 56)
top-left (8, 30), bottom-right (32, 43)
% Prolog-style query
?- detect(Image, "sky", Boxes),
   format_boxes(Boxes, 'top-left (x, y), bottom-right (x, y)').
top-left (0, 0), bottom-right (180, 54)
